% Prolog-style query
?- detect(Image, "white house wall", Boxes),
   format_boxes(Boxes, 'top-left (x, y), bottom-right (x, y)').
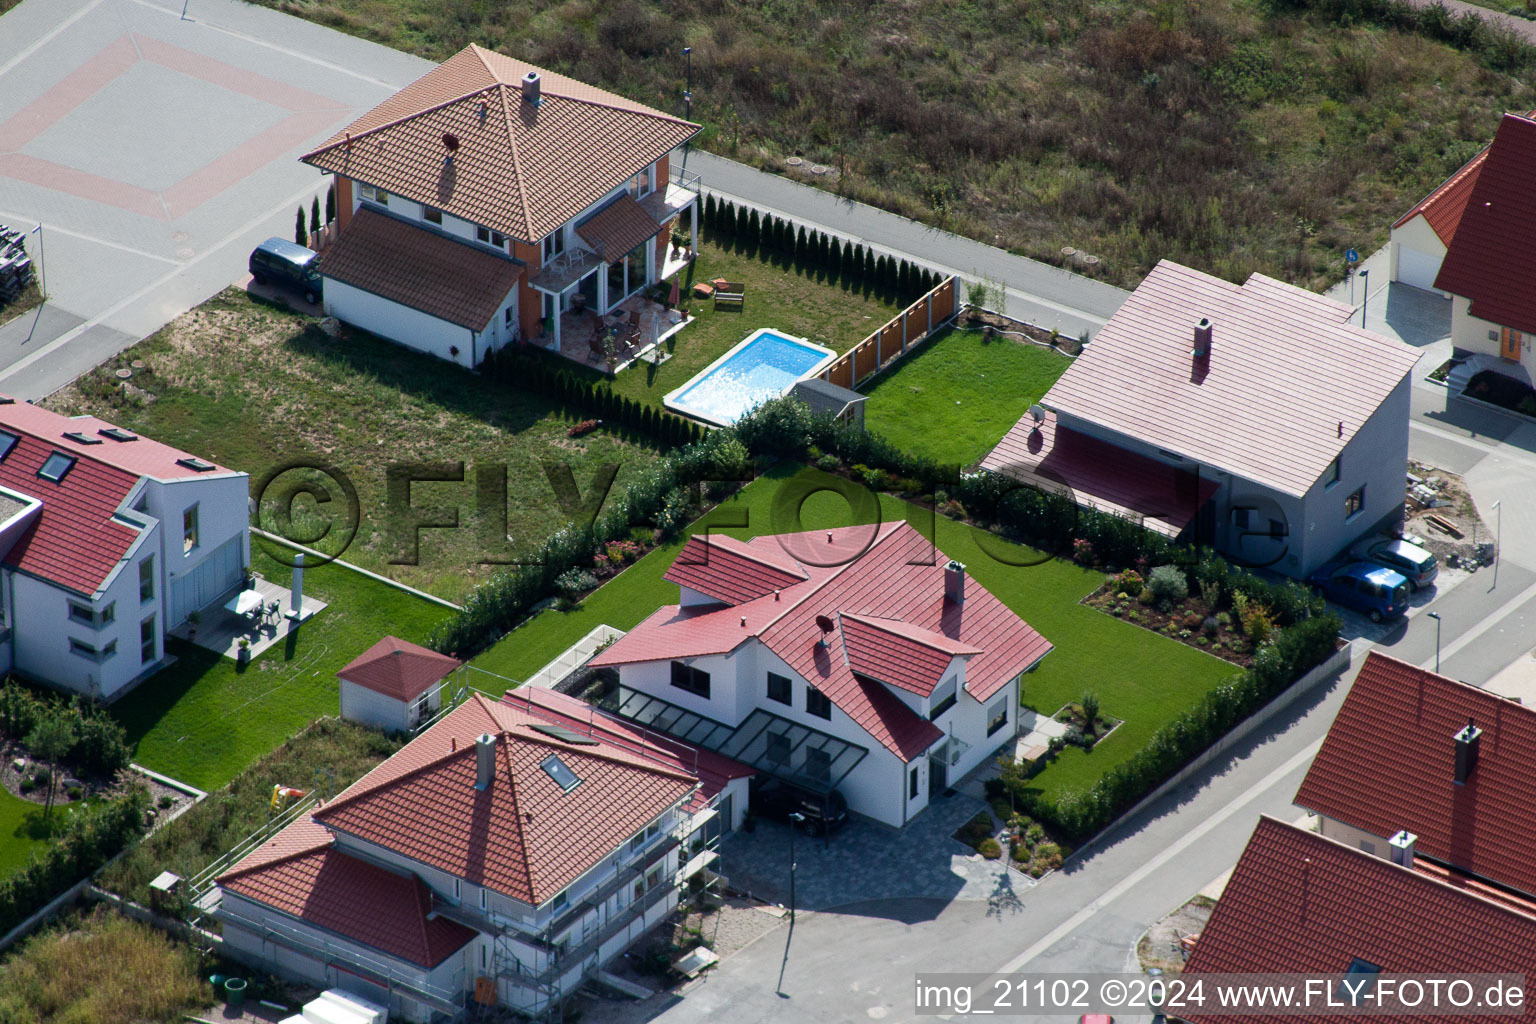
top-left (338, 680), bottom-right (441, 733)
top-left (1389, 216), bottom-right (1447, 292)
top-left (324, 278), bottom-right (484, 369)
top-left (9, 557), bottom-right (144, 698)
top-left (150, 473), bottom-right (250, 627)
top-left (1450, 295), bottom-right (1536, 382)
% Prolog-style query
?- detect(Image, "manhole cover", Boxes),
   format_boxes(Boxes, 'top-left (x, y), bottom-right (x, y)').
top-left (785, 156), bottom-right (804, 167)
top-left (810, 164), bottom-right (829, 175)
top-left (170, 231), bottom-right (189, 243)
top-left (115, 368), bottom-right (132, 380)
top-left (131, 360), bottom-right (145, 369)
top-left (175, 247), bottom-right (195, 260)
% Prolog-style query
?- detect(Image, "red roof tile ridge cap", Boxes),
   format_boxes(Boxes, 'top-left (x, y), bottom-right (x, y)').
top-left (704, 533), bottom-right (809, 579)
top-left (496, 83), bottom-right (535, 241)
top-left (509, 721), bottom-right (700, 786)
top-left (304, 84), bottom-right (503, 164)
top-left (217, 830), bottom-right (332, 885)
top-left (411, 874), bottom-right (437, 957)
top-left (839, 611), bottom-right (983, 654)
top-left (498, 735), bottom-right (538, 904)
top-left (755, 520), bottom-right (913, 637)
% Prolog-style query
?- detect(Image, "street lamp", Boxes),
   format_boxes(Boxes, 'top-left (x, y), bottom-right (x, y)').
top-left (29, 223), bottom-right (45, 301)
top-left (776, 811), bottom-right (805, 997)
top-left (1492, 499), bottom-right (1502, 589)
top-left (1427, 612), bottom-right (1441, 674)
top-left (681, 47), bottom-right (694, 173)
top-left (1358, 269), bottom-right (1369, 328)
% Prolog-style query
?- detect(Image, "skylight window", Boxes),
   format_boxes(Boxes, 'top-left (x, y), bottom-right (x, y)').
top-left (175, 457), bottom-right (215, 472)
top-left (62, 431), bottom-right (103, 445)
top-left (0, 431), bottom-right (16, 462)
top-left (1336, 956), bottom-right (1383, 1005)
top-left (540, 753), bottom-right (582, 793)
top-left (39, 452), bottom-right (76, 483)
top-left (98, 427), bottom-right (137, 442)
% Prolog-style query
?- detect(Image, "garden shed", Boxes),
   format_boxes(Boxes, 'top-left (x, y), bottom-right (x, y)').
top-left (337, 636), bottom-right (461, 733)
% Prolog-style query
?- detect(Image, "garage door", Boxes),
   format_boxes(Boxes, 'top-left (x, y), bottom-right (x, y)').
top-left (169, 535), bottom-right (243, 625)
top-left (1397, 246), bottom-right (1443, 291)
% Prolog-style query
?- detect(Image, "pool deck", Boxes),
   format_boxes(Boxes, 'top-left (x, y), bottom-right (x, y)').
top-left (663, 328), bottom-right (836, 427)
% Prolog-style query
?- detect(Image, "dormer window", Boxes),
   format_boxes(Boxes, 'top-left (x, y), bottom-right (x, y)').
top-left (0, 431), bottom-right (16, 461)
top-left (39, 452), bottom-right (75, 483)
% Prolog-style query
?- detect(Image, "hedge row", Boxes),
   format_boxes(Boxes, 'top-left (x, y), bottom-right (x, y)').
top-left (481, 346), bottom-right (705, 448)
top-left (994, 614), bottom-right (1342, 841)
top-left (0, 788), bottom-right (149, 936)
top-left (1268, 0), bottom-right (1531, 71)
top-left (702, 194), bottom-right (940, 307)
top-left (0, 681), bottom-right (133, 779)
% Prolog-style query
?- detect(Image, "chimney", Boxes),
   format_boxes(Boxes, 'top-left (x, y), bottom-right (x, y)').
top-left (522, 71), bottom-right (542, 106)
top-left (1454, 718), bottom-right (1482, 784)
top-left (475, 733), bottom-right (496, 791)
top-left (944, 560), bottom-right (966, 604)
top-left (1389, 830), bottom-right (1417, 869)
top-left (1191, 317), bottom-right (1213, 359)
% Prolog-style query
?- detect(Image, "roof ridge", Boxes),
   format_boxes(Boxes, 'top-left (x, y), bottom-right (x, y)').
top-left (753, 521), bottom-right (907, 636)
top-left (840, 610), bottom-right (976, 650)
top-left (497, 84), bottom-right (534, 242)
top-left (499, 736), bottom-right (536, 904)
top-left (217, 832), bottom-right (331, 885)
top-left (306, 84), bottom-right (502, 163)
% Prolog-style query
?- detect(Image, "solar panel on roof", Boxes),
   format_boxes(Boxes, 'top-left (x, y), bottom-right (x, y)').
top-left (530, 723), bottom-right (598, 746)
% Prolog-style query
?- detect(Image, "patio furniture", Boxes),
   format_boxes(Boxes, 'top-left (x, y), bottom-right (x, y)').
top-left (264, 600), bottom-right (281, 626)
top-left (692, 281), bottom-right (715, 299)
top-left (714, 281), bottom-right (745, 310)
top-left (225, 589), bottom-right (264, 626)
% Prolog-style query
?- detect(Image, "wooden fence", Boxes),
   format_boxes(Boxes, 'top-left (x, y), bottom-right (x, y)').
top-left (820, 276), bottom-right (957, 390)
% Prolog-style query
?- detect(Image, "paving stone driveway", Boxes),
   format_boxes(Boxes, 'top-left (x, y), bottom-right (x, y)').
top-left (718, 788), bottom-right (1029, 912)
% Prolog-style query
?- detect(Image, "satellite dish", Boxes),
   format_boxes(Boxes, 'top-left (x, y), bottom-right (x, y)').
top-left (815, 614), bottom-right (835, 634)
top-left (1028, 404), bottom-right (1045, 426)
top-left (442, 132), bottom-right (460, 152)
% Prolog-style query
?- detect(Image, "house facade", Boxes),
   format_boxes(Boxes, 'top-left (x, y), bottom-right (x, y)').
top-left (1432, 112), bottom-right (1536, 390)
top-left (981, 260), bottom-right (1420, 578)
top-left (589, 522), bottom-right (1053, 828)
top-left (336, 635), bottom-right (462, 734)
top-left (300, 44), bottom-right (700, 367)
top-left (217, 694), bottom-right (719, 1021)
top-left (0, 399), bottom-right (248, 699)
top-left (1388, 142), bottom-right (1485, 293)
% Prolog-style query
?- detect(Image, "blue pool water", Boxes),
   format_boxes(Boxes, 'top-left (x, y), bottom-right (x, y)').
top-left (667, 330), bottom-right (834, 426)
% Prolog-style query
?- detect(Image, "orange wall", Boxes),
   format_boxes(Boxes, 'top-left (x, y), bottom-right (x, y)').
top-left (514, 239), bottom-right (544, 342)
top-left (336, 177), bottom-right (353, 231)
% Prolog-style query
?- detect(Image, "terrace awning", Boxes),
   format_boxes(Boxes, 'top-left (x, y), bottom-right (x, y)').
top-left (576, 195), bottom-right (660, 265)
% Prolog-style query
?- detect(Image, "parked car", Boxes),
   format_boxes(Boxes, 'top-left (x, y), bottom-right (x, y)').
top-left (1365, 538), bottom-right (1438, 591)
top-left (1308, 561), bottom-right (1410, 623)
top-left (249, 237), bottom-right (321, 304)
top-left (750, 778), bottom-right (848, 835)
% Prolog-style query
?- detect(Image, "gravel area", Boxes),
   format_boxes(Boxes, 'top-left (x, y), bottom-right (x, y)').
top-left (1137, 894), bottom-right (1214, 976)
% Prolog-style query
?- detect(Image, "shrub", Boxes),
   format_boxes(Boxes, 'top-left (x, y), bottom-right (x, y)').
top-left (1148, 565), bottom-right (1189, 602)
top-left (66, 785), bottom-right (83, 801)
top-left (978, 837), bottom-right (1002, 860)
top-left (1216, 611), bottom-right (1232, 628)
top-left (1109, 569), bottom-right (1143, 596)
top-left (567, 419), bottom-right (600, 438)
top-left (1203, 616), bottom-right (1220, 635)
top-left (554, 568), bottom-right (598, 599)
top-left (1136, 588), bottom-right (1154, 606)
top-left (1242, 602), bottom-right (1275, 644)
top-left (816, 453), bottom-right (839, 471)
top-left (157, 794), bottom-right (175, 810)
top-left (1025, 822), bottom-right (1046, 846)
top-left (1183, 612), bottom-right (1204, 630)
top-left (1080, 691), bottom-right (1100, 729)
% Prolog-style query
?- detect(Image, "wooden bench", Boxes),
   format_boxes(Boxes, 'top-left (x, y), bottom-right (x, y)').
top-left (714, 281), bottom-right (746, 310)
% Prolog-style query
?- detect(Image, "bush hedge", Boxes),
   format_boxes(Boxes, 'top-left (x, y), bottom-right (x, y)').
top-left (0, 681), bottom-right (132, 779)
top-left (702, 194), bottom-right (941, 306)
top-left (0, 787), bottom-right (150, 935)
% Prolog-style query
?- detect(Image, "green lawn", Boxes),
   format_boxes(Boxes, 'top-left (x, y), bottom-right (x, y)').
top-left (472, 464), bottom-right (1236, 802)
top-left (557, 238), bottom-right (907, 409)
top-left (110, 548), bottom-right (449, 792)
top-left (858, 327), bottom-right (1071, 467)
top-left (43, 289), bottom-right (665, 604)
top-left (0, 787), bottom-right (109, 879)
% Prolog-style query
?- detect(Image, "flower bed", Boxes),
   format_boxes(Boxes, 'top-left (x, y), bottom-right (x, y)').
top-left (1083, 585), bottom-right (1256, 666)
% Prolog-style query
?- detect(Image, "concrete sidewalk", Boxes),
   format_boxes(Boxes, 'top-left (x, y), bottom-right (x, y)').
top-left (684, 150), bottom-right (1131, 340)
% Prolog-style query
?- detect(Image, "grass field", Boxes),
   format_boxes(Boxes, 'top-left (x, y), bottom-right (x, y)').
top-left (472, 464), bottom-right (1235, 802)
top-left (859, 327), bottom-right (1071, 467)
top-left (43, 289), bottom-right (666, 604)
top-left (239, 0), bottom-right (1533, 292)
top-left (559, 238), bottom-right (904, 408)
top-left (109, 547), bottom-right (447, 792)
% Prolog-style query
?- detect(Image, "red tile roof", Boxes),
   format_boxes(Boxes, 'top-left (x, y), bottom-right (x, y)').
top-left (1183, 817), bottom-right (1536, 1024)
top-left (321, 208), bottom-right (523, 330)
top-left (980, 411), bottom-right (1220, 537)
top-left (311, 695), bottom-right (696, 906)
top-left (500, 687), bottom-right (756, 814)
top-left (1434, 113), bottom-right (1536, 334)
top-left (1392, 147), bottom-right (1489, 244)
top-left (575, 194), bottom-right (663, 264)
top-left (594, 521), bottom-right (1053, 760)
top-left (839, 613), bottom-right (982, 697)
top-left (219, 815), bottom-right (476, 968)
top-left (0, 399), bottom-right (240, 594)
top-left (337, 635), bottom-right (461, 702)
top-left (664, 533), bottom-right (807, 606)
top-left (1294, 651), bottom-right (1536, 897)
top-left (302, 44), bottom-right (699, 244)
top-left (1040, 261), bottom-right (1420, 498)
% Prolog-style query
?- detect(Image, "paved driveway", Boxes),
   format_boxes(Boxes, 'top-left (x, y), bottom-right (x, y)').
top-left (0, 0), bottom-right (432, 397)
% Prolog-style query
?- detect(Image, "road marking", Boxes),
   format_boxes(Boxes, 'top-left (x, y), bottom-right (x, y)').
top-left (996, 737), bottom-right (1324, 974)
top-left (0, 175), bottom-right (327, 388)
top-left (1436, 575), bottom-right (1536, 668)
top-left (0, 0), bottom-right (111, 80)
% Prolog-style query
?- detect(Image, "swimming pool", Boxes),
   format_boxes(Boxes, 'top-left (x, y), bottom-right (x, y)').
top-left (664, 329), bottom-right (837, 427)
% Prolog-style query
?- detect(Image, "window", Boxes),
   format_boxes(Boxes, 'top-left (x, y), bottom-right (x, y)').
top-left (423, 206), bottom-right (442, 225)
top-left (540, 753), bottom-right (582, 793)
top-left (630, 165), bottom-right (654, 197)
top-left (0, 430), bottom-right (15, 461)
top-left (480, 945), bottom-right (487, 970)
top-left (670, 660), bottom-right (710, 698)
top-left (806, 687), bottom-right (831, 720)
top-left (480, 887), bottom-right (487, 909)
top-left (1326, 456), bottom-right (1341, 488)
top-left (805, 747), bottom-right (831, 783)
top-left (68, 601), bottom-right (113, 629)
top-left (929, 677), bottom-right (957, 721)
top-left (183, 506), bottom-right (199, 554)
top-left (628, 820), bottom-right (661, 855)
top-left (986, 697), bottom-right (1010, 737)
top-left (504, 305), bottom-right (515, 326)
top-left (1336, 957), bottom-right (1382, 1005)
top-left (766, 672), bottom-right (792, 706)
top-left (1268, 518), bottom-right (1286, 539)
top-left (454, 878), bottom-right (461, 900)
top-left (412, 691), bottom-right (431, 725)
top-left (39, 452), bottom-right (75, 483)
top-left (550, 889), bottom-right (568, 911)
top-left (1345, 486), bottom-right (1365, 520)
top-left (476, 226), bottom-right (507, 249)
top-left (542, 230), bottom-right (565, 262)
top-left (765, 731), bottom-right (791, 764)
top-left (140, 616), bottom-right (155, 664)
top-left (359, 184), bottom-right (389, 206)
top-left (1233, 507), bottom-right (1251, 530)
top-left (69, 638), bottom-right (116, 661)
top-left (909, 765), bottom-right (920, 800)
top-left (139, 557), bottom-right (154, 602)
